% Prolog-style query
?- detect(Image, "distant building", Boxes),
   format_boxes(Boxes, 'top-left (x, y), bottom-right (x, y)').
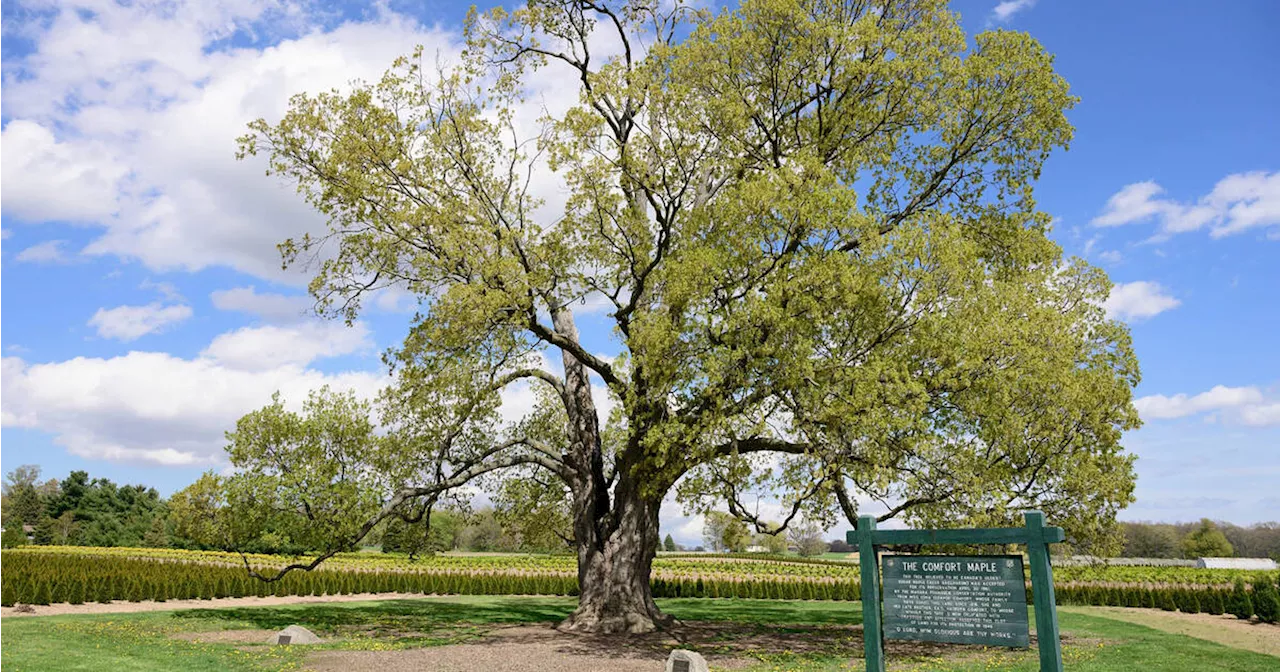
top-left (1195, 557), bottom-right (1278, 570)
top-left (744, 545), bottom-right (769, 553)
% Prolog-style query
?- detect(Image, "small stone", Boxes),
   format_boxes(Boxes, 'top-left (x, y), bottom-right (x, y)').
top-left (272, 625), bottom-right (322, 645)
top-left (665, 649), bottom-right (708, 672)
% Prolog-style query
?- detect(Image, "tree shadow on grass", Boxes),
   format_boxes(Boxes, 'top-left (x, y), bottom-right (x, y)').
top-left (659, 598), bottom-right (865, 627)
top-left (171, 597), bottom-right (575, 635)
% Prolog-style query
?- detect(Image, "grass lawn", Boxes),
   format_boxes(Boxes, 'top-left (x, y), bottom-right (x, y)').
top-left (2, 597), bottom-right (1275, 671)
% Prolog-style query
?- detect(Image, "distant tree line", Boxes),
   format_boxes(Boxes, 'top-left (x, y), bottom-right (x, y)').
top-left (1121, 519), bottom-right (1280, 560)
top-left (8, 464), bottom-right (1273, 563)
top-left (1, 465), bottom-right (574, 555)
top-left (1, 467), bottom-right (169, 549)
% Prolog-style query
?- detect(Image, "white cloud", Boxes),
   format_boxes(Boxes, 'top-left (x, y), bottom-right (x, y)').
top-left (0, 1), bottom-right (606, 286)
top-left (0, 120), bottom-right (129, 223)
top-left (89, 303), bottom-right (193, 341)
top-left (1, 353), bottom-right (386, 466)
top-left (1135, 385), bottom-right (1262, 420)
top-left (201, 321), bottom-right (373, 371)
top-left (140, 279), bottom-right (184, 303)
top-left (1098, 250), bottom-right (1123, 264)
top-left (210, 286), bottom-right (311, 323)
top-left (991, 0), bottom-right (1037, 23)
top-left (1239, 402), bottom-right (1280, 427)
top-left (1135, 385), bottom-right (1280, 427)
top-left (1, 2), bottom-right (461, 281)
top-left (1092, 172), bottom-right (1280, 239)
top-left (15, 239), bottom-right (70, 263)
top-left (1102, 281), bottom-right (1180, 321)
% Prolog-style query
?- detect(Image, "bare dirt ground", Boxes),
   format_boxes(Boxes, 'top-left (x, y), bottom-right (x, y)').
top-left (0, 591), bottom-right (427, 618)
top-left (1062, 606), bottom-right (1280, 656)
top-left (302, 621), bottom-right (1013, 672)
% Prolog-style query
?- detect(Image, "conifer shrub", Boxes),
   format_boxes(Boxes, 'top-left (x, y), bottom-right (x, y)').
top-left (1202, 588), bottom-right (1224, 615)
top-left (1227, 578), bottom-right (1254, 620)
top-left (1253, 580), bottom-right (1280, 624)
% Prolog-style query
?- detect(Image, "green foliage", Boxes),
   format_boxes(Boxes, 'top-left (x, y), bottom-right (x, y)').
top-left (383, 509), bottom-right (464, 556)
top-left (704, 511), bottom-right (751, 552)
top-left (228, 0), bottom-right (1144, 599)
top-left (1181, 519), bottom-right (1234, 559)
top-left (1202, 588), bottom-right (1225, 615)
top-left (1227, 577), bottom-right (1254, 619)
top-left (1, 525), bottom-right (29, 548)
top-left (1252, 579), bottom-right (1280, 623)
top-left (1120, 522), bottom-right (1181, 558)
top-left (492, 480), bottom-right (573, 553)
top-left (663, 534), bottom-right (677, 552)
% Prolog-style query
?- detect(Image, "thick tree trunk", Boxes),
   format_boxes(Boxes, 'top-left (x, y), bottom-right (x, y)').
top-left (560, 488), bottom-right (672, 633)
top-left (551, 307), bottom-right (672, 633)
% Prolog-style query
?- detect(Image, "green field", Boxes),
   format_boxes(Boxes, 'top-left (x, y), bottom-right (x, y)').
top-left (2, 596), bottom-right (1275, 672)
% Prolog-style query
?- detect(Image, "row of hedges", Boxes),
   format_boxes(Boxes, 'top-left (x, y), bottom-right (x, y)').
top-left (1052, 579), bottom-right (1280, 621)
top-left (0, 552), bottom-right (863, 606)
top-left (4, 549), bottom-right (1277, 621)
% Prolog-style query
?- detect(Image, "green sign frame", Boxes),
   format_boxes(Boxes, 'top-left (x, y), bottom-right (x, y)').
top-left (848, 510), bottom-right (1064, 672)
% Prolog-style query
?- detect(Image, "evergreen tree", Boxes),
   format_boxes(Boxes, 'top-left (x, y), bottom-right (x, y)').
top-left (1227, 578), bottom-right (1254, 620)
top-left (663, 534), bottom-right (677, 552)
top-left (1252, 580), bottom-right (1280, 624)
top-left (1203, 589), bottom-right (1225, 615)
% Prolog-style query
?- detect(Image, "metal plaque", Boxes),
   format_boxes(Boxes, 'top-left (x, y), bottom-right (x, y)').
top-left (881, 555), bottom-right (1029, 647)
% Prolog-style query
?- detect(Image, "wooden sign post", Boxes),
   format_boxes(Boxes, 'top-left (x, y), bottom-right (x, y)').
top-left (849, 510), bottom-right (1064, 672)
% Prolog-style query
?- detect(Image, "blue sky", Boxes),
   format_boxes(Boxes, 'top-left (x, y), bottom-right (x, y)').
top-left (2, 0), bottom-right (1278, 545)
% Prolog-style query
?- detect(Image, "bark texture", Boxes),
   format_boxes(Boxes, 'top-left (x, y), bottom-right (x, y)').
top-left (551, 308), bottom-right (671, 633)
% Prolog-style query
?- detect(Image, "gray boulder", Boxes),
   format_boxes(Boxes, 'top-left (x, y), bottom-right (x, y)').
top-left (272, 625), bottom-right (323, 645)
top-left (665, 649), bottom-right (709, 672)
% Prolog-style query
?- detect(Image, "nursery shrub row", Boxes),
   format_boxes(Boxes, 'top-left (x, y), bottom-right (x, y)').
top-left (0, 552), bottom-right (862, 606)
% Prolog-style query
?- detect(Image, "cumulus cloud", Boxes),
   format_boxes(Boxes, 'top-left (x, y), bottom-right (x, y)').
top-left (1135, 385), bottom-right (1280, 427)
top-left (0, 1), bottom-right (594, 286)
top-left (1092, 172), bottom-right (1280, 239)
top-left (1135, 385), bottom-right (1262, 420)
top-left (89, 303), bottom-right (193, 341)
top-left (210, 286), bottom-right (312, 323)
top-left (1102, 281), bottom-right (1180, 321)
top-left (201, 322), bottom-right (373, 371)
top-left (15, 239), bottom-right (70, 263)
top-left (0, 1), bottom-right (463, 281)
top-left (0, 120), bottom-right (129, 223)
top-left (0, 321), bottom-right (609, 467)
top-left (991, 0), bottom-right (1037, 23)
top-left (1239, 402), bottom-right (1280, 427)
top-left (1, 353), bottom-right (386, 466)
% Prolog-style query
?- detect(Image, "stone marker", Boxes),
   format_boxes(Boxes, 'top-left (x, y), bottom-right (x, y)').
top-left (665, 649), bottom-right (708, 672)
top-left (272, 625), bottom-right (322, 645)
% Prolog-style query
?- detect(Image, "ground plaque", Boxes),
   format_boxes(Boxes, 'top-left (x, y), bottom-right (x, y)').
top-left (881, 555), bottom-right (1029, 647)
